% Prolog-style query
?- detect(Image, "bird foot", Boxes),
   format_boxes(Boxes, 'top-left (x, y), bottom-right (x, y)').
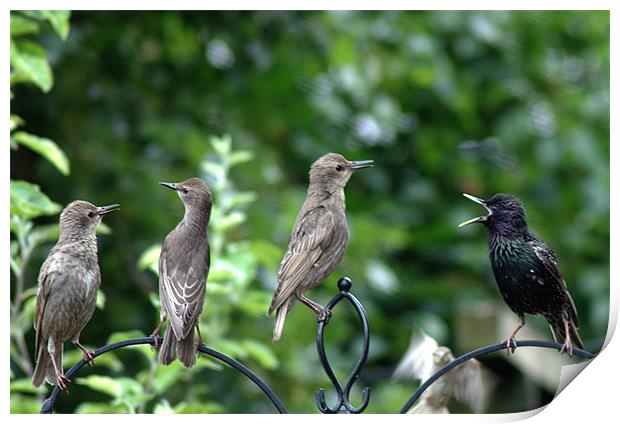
top-left (55, 371), bottom-right (71, 392)
top-left (559, 340), bottom-right (574, 357)
top-left (504, 337), bottom-right (518, 355)
top-left (82, 350), bottom-right (96, 367)
top-left (316, 308), bottom-right (333, 325)
top-left (149, 333), bottom-right (160, 350)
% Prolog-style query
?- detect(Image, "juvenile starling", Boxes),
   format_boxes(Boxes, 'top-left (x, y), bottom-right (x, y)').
top-left (459, 193), bottom-right (583, 355)
top-left (32, 200), bottom-right (119, 390)
top-left (394, 329), bottom-right (491, 414)
top-left (268, 153), bottom-right (373, 342)
top-left (152, 178), bottom-right (212, 367)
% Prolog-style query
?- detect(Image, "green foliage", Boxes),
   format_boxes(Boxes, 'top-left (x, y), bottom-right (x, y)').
top-left (10, 180), bottom-right (61, 221)
top-left (9, 10), bottom-right (72, 414)
top-left (10, 11), bottom-right (609, 413)
top-left (12, 132), bottom-right (70, 176)
top-left (10, 39), bottom-right (53, 92)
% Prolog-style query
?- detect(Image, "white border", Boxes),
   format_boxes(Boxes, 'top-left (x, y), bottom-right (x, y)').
top-left (3, 3), bottom-right (616, 422)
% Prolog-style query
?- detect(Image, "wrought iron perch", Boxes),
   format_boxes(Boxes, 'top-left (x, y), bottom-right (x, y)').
top-left (315, 277), bottom-right (371, 413)
top-left (40, 337), bottom-right (287, 414)
top-left (40, 276), bottom-right (596, 414)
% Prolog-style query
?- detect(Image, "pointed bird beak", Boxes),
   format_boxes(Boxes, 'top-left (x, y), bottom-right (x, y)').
top-left (97, 204), bottom-right (120, 216)
top-left (159, 182), bottom-right (177, 191)
top-left (458, 193), bottom-right (492, 227)
top-left (349, 160), bottom-right (374, 170)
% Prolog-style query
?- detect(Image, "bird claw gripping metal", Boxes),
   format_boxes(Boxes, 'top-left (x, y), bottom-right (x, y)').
top-left (315, 277), bottom-right (371, 414)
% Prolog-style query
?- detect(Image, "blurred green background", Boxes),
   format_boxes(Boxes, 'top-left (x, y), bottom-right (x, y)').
top-left (10, 11), bottom-right (609, 414)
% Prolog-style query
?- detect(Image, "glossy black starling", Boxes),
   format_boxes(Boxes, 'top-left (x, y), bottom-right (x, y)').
top-left (268, 153), bottom-right (373, 342)
top-left (32, 200), bottom-right (119, 390)
top-left (152, 178), bottom-right (212, 367)
top-left (459, 193), bottom-right (583, 355)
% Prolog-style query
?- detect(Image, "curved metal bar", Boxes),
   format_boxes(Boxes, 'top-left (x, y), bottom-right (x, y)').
top-left (399, 339), bottom-right (596, 414)
top-left (316, 277), bottom-right (371, 414)
top-left (40, 336), bottom-right (287, 414)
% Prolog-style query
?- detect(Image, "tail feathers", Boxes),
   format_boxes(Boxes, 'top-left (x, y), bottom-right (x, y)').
top-left (159, 326), bottom-right (197, 367)
top-left (159, 326), bottom-right (177, 365)
top-left (550, 317), bottom-right (584, 351)
top-left (32, 347), bottom-right (50, 387)
top-left (32, 344), bottom-right (62, 387)
top-left (177, 329), bottom-right (196, 368)
top-left (272, 298), bottom-right (293, 342)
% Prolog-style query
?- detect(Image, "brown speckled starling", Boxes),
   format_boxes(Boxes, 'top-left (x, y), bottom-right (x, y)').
top-left (268, 153), bottom-right (373, 342)
top-left (32, 200), bottom-right (119, 390)
top-left (152, 178), bottom-right (212, 367)
top-left (459, 193), bottom-right (583, 355)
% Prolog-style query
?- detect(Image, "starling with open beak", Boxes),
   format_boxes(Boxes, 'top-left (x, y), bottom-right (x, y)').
top-left (268, 153), bottom-right (373, 342)
top-left (459, 193), bottom-right (583, 355)
top-left (152, 178), bottom-right (212, 367)
top-left (32, 200), bottom-right (119, 390)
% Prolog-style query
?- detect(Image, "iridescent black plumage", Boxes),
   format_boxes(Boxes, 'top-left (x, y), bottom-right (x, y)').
top-left (460, 193), bottom-right (583, 355)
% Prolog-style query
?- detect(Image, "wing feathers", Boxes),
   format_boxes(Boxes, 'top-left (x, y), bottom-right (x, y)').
top-left (159, 238), bottom-right (209, 340)
top-left (268, 207), bottom-right (334, 314)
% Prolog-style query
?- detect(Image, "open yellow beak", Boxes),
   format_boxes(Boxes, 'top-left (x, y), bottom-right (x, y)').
top-left (458, 193), bottom-right (492, 227)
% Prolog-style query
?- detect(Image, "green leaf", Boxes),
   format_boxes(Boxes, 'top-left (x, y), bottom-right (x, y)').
top-left (97, 222), bottom-right (113, 236)
top-left (10, 378), bottom-right (47, 395)
top-left (229, 150), bottom-right (254, 166)
top-left (11, 40), bottom-right (53, 92)
top-left (63, 349), bottom-right (124, 372)
top-left (12, 296), bottom-right (37, 335)
top-left (212, 211), bottom-right (245, 232)
top-left (20, 11), bottom-right (71, 40)
top-left (138, 244), bottom-right (161, 272)
top-left (174, 402), bottom-right (225, 413)
top-left (96, 289), bottom-right (106, 309)
top-left (12, 131), bottom-right (70, 175)
top-left (105, 331), bottom-right (155, 358)
top-left (77, 375), bottom-right (121, 398)
top-left (10, 14), bottom-right (40, 36)
top-left (236, 290), bottom-right (272, 316)
top-left (205, 280), bottom-right (234, 296)
top-left (211, 339), bottom-right (247, 359)
top-left (242, 340), bottom-right (278, 369)
top-left (10, 114), bottom-right (24, 132)
top-left (151, 362), bottom-right (184, 395)
top-left (148, 292), bottom-right (161, 310)
top-left (106, 330), bottom-right (147, 345)
top-left (10, 214), bottom-right (32, 238)
top-left (27, 223), bottom-right (59, 247)
top-left (10, 240), bottom-right (21, 276)
top-left (153, 400), bottom-right (175, 414)
top-left (40, 11), bottom-right (71, 40)
top-left (78, 376), bottom-right (144, 402)
top-left (206, 266), bottom-right (237, 284)
top-left (10, 393), bottom-right (41, 413)
top-left (210, 135), bottom-right (231, 157)
top-left (10, 180), bottom-right (61, 220)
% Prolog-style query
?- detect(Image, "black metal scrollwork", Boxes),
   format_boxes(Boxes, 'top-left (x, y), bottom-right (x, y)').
top-left (315, 277), bottom-right (371, 414)
top-left (40, 337), bottom-right (287, 414)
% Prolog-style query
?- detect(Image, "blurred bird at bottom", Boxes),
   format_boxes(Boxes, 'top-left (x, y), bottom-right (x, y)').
top-left (393, 328), bottom-right (493, 414)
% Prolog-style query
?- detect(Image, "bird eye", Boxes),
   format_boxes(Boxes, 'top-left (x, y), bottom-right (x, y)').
top-left (335, 165), bottom-right (344, 171)
top-left (182, 187), bottom-right (189, 194)
top-left (87, 212), bottom-right (94, 218)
